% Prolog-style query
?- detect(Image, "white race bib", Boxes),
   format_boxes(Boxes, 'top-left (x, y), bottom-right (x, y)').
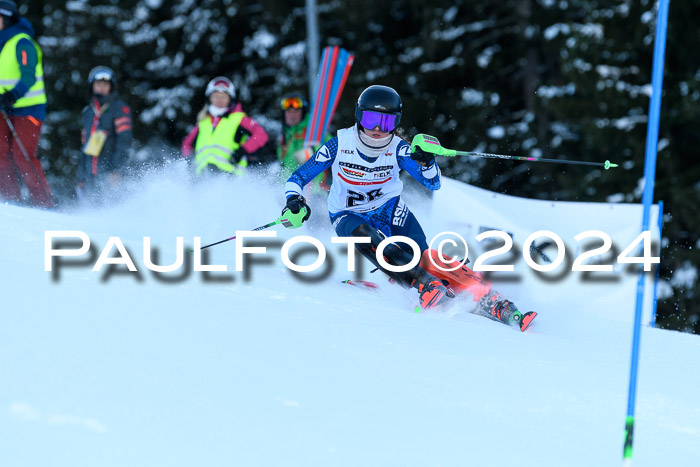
top-left (327, 127), bottom-right (404, 214)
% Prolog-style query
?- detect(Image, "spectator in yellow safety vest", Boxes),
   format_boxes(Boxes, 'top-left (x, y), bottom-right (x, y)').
top-left (0, 0), bottom-right (54, 208)
top-left (181, 76), bottom-right (268, 176)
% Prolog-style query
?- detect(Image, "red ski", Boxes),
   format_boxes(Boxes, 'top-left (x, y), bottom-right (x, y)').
top-left (519, 311), bottom-right (538, 332)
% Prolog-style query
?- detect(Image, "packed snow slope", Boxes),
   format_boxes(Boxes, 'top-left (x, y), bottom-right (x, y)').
top-left (2, 163), bottom-right (699, 467)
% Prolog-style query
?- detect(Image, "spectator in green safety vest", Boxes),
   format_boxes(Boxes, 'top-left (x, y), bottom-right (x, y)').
top-left (0, 0), bottom-right (54, 208)
top-left (182, 76), bottom-right (269, 176)
top-left (277, 91), bottom-right (331, 193)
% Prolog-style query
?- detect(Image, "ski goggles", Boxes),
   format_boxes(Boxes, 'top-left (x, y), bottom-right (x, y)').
top-left (92, 71), bottom-right (113, 82)
top-left (358, 110), bottom-right (398, 132)
top-left (281, 96), bottom-right (304, 110)
top-left (209, 81), bottom-right (233, 94)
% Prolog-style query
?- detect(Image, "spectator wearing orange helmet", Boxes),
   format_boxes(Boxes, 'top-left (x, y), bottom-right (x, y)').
top-left (277, 91), bottom-right (331, 192)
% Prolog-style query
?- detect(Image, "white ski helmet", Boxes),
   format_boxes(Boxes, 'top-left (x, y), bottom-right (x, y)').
top-left (205, 76), bottom-right (236, 98)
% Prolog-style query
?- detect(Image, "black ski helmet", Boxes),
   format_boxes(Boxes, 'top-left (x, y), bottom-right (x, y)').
top-left (355, 85), bottom-right (402, 130)
top-left (0, 0), bottom-right (18, 26)
top-left (88, 66), bottom-right (116, 93)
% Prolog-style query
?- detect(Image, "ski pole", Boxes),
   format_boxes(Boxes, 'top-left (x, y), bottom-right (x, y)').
top-left (187, 204), bottom-right (310, 253)
top-left (1, 110), bottom-right (55, 203)
top-left (411, 133), bottom-right (619, 170)
top-left (188, 218), bottom-right (282, 253)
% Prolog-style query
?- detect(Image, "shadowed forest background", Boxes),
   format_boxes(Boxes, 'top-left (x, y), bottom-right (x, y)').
top-left (17, 0), bottom-right (700, 333)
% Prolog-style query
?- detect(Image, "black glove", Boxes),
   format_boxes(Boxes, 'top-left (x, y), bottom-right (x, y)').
top-left (0, 92), bottom-right (17, 111)
top-left (231, 149), bottom-right (246, 163)
top-left (410, 147), bottom-right (435, 167)
top-left (283, 194), bottom-right (311, 222)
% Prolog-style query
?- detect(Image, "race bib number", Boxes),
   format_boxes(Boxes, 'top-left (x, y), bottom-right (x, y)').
top-left (346, 188), bottom-right (383, 207)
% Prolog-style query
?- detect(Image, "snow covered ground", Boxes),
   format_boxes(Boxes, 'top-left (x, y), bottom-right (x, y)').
top-left (2, 163), bottom-right (699, 466)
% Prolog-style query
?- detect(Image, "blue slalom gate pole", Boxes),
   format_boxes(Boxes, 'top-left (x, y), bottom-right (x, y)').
top-left (623, 0), bottom-right (670, 464)
top-left (650, 201), bottom-right (664, 328)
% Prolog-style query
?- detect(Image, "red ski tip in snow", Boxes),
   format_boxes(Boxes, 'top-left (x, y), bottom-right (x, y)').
top-left (519, 311), bottom-right (537, 332)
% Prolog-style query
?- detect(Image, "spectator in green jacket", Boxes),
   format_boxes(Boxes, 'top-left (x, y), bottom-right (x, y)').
top-left (277, 91), bottom-right (331, 192)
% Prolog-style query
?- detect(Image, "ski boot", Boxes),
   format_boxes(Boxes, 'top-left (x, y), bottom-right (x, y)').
top-left (478, 291), bottom-right (522, 324)
top-left (477, 290), bottom-right (537, 331)
top-left (411, 270), bottom-right (449, 309)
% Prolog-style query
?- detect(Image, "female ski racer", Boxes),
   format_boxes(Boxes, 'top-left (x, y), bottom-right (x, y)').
top-left (280, 85), bottom-right (534, 329)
